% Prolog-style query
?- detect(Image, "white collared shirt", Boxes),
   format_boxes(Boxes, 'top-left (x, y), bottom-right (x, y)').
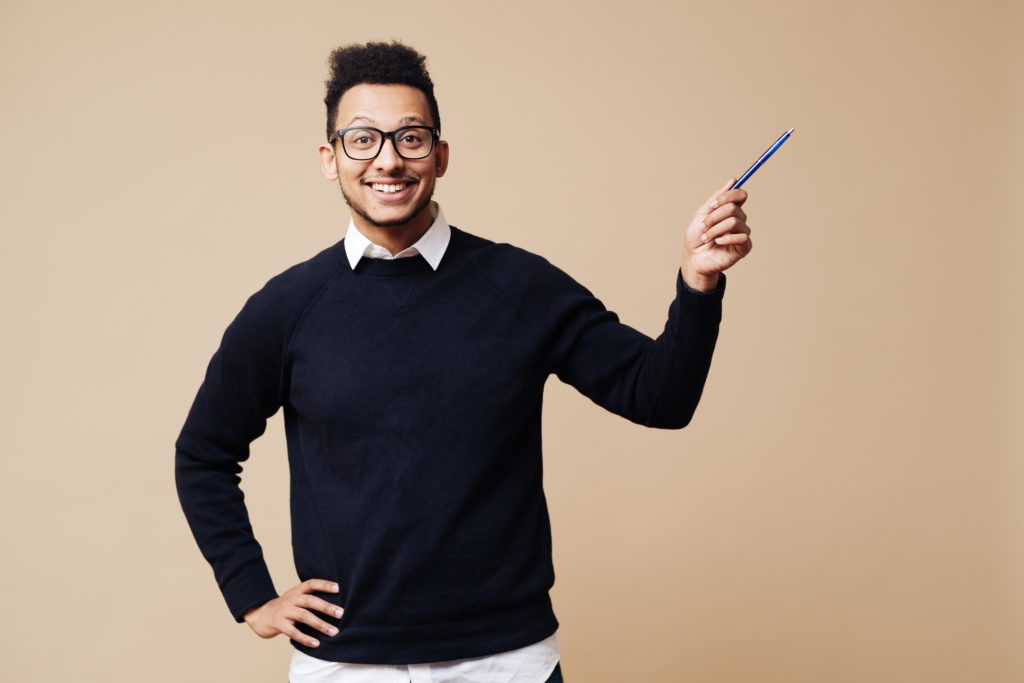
top-left (343, 201), bottom-right (452, 271)
top-left (289, 200), bottom-right (561, 683)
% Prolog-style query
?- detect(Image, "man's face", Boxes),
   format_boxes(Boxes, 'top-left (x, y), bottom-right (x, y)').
top-left (318, 83), bottom-right (449, 230)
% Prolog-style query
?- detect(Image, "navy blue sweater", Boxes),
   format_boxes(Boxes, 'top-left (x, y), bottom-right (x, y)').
top-left (174, 224), bottom-right (726, 664)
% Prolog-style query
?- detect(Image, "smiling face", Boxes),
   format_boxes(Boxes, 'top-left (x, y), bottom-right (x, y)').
top-left (318, 83), bottom-right (449, 238)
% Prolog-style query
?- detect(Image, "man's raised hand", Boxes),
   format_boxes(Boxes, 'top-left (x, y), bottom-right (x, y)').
top-left (680, 177), bottom-right (754, 291)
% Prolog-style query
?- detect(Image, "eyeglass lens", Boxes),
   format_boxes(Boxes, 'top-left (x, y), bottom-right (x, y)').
top-left (342, 128), bottom-right (433, 160)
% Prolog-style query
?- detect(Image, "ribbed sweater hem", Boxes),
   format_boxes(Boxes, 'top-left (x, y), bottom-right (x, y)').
top-left (289, 595), bottom-right (559, 665)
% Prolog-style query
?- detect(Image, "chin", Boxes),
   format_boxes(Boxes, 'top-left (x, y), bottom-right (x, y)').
top-left (363, 211), bottom-right (421, 228)
top-left (347, 191), bottom-right (433, 229)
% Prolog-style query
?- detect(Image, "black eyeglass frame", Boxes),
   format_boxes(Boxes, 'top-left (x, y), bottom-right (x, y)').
top-left (329, 125), bottom-right (441, 161)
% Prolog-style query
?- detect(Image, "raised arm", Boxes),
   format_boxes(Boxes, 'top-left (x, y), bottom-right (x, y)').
top-left (543, 176), bottom-right (753, 428)
top-left (537, 259), bottom-right (727, 429)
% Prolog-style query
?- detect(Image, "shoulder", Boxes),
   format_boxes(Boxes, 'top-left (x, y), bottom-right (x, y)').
top-left (456, 232), bottom-right (595, 337)
top-left (457, 229), bottom-right (583, 295)
top-left (230, 239), bottom-right (348, 341)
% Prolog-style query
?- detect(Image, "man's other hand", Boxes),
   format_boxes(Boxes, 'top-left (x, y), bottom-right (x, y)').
top-left (242, 578), bottom-right (344, 648)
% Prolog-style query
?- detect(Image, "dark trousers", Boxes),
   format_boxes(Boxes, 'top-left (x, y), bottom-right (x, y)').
top-left (544, 660), bottom-right (565, 682)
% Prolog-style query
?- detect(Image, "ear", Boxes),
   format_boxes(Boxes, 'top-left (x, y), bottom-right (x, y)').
top-left (434, 139), bottom-right (450, 178)
top-left (318, 142), bottom-right (339, 180)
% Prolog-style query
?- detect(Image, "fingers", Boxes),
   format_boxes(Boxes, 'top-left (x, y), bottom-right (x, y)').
top-left (703, 215), bottom-right (750, 242)
top-left (697, 181), bottom-right (748, 230)
top-left (282, 618), bottom-right (321, 648)
top-left (690, 178), bottom-right (754, 257)
top-left (273, 578), bottom-right (343, 648)
top-left (714, 233), bottom-right (753, 255)
top-left (697, 203), bottom-right (748, 246)
top-left (710, 232), bottom-right (751, 246)
top-left (705, 187), bottom-right (748, 214)
top-left (295, 592), bottom-right (345, 619)
top-left (289, 605), bottom-right (339, 639)
top-left (712, 177), bottom-right (735, 200)
top-left (700, 205), bottom-right (746, 231)
top-left (300, 578), bottom-right (340, 594)
top-left (701, 178), bottom-right (736, 213)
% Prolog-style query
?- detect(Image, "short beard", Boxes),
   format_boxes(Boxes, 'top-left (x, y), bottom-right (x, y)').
top-left (339, 180), bottom-right (434, 229)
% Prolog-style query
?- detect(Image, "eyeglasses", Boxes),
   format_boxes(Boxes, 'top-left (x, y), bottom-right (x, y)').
top-left (329, 125), bottom-right (440, 161)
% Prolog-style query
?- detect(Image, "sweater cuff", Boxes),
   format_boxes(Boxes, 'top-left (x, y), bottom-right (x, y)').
top-left (222, 561), bottom-right (279, 623)
top-left (677, 269), bottom-right (727, 299)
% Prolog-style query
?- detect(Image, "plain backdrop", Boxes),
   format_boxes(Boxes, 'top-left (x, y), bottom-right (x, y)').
top-left (1, 1), bottom-right (1021, 681)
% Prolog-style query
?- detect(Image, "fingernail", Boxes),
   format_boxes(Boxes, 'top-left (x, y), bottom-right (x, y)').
top-left (336, 608), bottom-right (343, 617)
top-left (310, 639), bottom-right (319, 647)
top-left (710, 198), bottom-right (718, 208)
top-left (701, 232), bottom-right (708, 242)
top-left (332, 584), bottom-right (339, 592)
top-left (328, 626), bottom-right (338, 635)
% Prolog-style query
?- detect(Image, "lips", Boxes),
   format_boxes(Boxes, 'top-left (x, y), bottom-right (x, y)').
top-left (365, 180), bottom-right (417, 204)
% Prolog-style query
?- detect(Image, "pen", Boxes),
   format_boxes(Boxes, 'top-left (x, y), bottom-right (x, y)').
top-left (733, 127), bottom-right (794, 189)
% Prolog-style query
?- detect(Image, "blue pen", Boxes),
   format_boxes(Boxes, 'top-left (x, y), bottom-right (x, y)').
top-left (733, 127), bottom-right (794, 189)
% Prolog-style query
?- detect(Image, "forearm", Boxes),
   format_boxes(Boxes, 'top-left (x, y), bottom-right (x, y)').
top-left (175, 431), bottom-right (279, 622)
top-left (545, 265), bottom-right (726, 428)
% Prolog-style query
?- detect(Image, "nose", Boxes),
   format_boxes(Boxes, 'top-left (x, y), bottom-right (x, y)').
top-left (373, 135), bottom-right (405, 171)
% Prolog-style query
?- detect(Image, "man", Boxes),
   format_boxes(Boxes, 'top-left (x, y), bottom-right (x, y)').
top-left (174, 40), bottom-right (752, 683)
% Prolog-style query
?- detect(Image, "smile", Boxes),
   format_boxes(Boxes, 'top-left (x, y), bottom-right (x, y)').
top-left (366, 181), bottom-right (416, 203)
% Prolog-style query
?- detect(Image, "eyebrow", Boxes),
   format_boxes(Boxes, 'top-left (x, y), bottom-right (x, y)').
top-left (346, 115), bottom-right (427, 126)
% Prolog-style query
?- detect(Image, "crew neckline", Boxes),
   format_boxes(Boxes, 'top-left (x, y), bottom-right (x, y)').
top-left (347, 225), bottom-right (463, 276)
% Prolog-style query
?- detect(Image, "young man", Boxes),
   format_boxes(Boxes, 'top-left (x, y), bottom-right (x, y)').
top-left (174, 40), bottom-right (752, 683)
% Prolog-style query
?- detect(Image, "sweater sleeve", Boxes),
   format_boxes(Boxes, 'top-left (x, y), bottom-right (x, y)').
top-left (535, 261), bottom-right (726, 429)
top-left (174, 284), bottom-right (291, 623)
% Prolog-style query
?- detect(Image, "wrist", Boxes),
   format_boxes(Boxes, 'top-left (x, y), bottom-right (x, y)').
top-left (243, 603), bottom-right (263, 624)
top-left (679, 266), bottom-right (719, 293)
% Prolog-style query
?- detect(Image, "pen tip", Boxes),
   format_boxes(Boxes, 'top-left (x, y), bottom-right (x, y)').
top-left (787, 127), bottom-right (795, 134)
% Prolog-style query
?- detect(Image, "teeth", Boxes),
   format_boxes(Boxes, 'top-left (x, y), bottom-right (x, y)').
top-left (371, 183), bottom-right (408, 193)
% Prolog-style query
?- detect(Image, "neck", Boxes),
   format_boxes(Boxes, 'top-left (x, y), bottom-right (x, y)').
top-left (352, 203), bottom-right (434, 255)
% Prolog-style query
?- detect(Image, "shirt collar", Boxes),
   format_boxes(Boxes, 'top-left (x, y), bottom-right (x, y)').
top-left (344, 200), bottom-right (451, 271)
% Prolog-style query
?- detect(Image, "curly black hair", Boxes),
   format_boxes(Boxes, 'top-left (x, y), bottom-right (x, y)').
top-left (323, 40), bottom-right (441, 142)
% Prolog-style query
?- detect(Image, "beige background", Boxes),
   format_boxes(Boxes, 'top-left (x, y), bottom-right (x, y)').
top-left (1, 0), bottom-right (1021, 681)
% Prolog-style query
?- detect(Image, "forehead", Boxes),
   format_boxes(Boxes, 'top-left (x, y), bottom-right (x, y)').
top-left (336, 83), bottom-right (432, 128)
